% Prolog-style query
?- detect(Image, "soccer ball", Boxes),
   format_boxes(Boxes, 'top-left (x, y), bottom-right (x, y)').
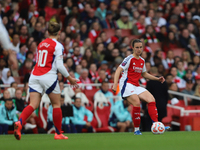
top-left (151, 122), bottom-right (165, 134)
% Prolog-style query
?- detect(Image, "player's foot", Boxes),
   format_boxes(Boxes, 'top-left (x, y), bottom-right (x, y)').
top-left (134, 130), bottom-right (142, 135)
top-left (14, 121), bottom-right (22, 140)
top-left (54, 133), bottom-right (68, 140)
top-left (165, 126), bottom-right (170, 130)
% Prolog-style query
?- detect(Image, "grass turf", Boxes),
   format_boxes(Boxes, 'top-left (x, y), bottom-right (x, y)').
top-left (0, 131), bottom-right (200, 150)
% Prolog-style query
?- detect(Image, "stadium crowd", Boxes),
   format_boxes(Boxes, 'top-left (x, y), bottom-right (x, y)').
top-left (0, 0), bottom-right (200, 134)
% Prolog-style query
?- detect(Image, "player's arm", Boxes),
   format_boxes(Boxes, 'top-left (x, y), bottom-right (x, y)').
top-left (55, 45), bottom-right (79, 87)
top-left (112, 66), bottom-right (123, 93)
top-left (142, 72), bottom-right (165, 83)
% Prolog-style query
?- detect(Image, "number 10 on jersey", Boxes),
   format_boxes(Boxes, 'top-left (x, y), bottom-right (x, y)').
top-left (38, 50), bottom-right (48, 67)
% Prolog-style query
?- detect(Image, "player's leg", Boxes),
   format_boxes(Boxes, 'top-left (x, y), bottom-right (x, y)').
top-left (14, 92), bottom-right (41, 140)
top-left (117, 122), bottom-right (127, 132)
top-left (48, 92), bottom-right (68, 139)
top-left (138, 91), bottom-right (158, 122)
top-left (126, 94), bottom-right (141, 134)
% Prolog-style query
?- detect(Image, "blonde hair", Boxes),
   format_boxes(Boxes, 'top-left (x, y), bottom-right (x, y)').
top-left (48, 21), bottom-right (60, 36)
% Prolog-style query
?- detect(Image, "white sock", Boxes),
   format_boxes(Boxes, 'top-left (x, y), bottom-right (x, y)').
top-left (134, 127), bottom-right (139, 132)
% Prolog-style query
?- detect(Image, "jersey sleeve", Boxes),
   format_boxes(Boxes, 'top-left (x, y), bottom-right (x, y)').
top-left (119, 56), bottom-right (132, 70)
top-left (54, 43), bottom-right (69, 78)
top-left (142, 63), bottom-right (147, 73)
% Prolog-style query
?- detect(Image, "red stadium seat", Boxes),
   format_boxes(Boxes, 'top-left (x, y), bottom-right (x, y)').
top-left (148, 43), bottom-right (161, 53)
top-left (121, 29), bottom-right (132, 37)
top-left (84, 88), bottom-right (98, 102)
top-left (93, 101), bottom-right (116, 132)
top-left (85, 101), bottom-right (94, 112)
top-left (103, 29), bottom-right (115, 39)
top-left (171, 48), bottom-right (185, 57)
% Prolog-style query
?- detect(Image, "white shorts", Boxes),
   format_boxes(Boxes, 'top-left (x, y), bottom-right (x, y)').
top-left (120, 82), bottom-right (147, 98)
top-left (29, 74), bottom-right (60, 94)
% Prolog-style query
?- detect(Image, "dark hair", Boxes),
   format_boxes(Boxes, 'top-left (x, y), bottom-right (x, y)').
top-left (102, 80), bottom-right (109, 85)
top-left (131, 39), bottom-right (142, 48)
top-left (11, 82), bottom-right (17, 87)
top-left (26, 51), bottom-right (33, 59)
top-left (48, 21), bottom-right (60, 36)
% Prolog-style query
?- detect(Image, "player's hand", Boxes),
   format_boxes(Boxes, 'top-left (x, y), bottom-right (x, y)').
top-left (86, 122), bottom-right (91, 127)
top-left (68, 77), bottom-right (79, 88)
top-left (158, 76), bottom-right (165, 83)
top-left (112, 84), bottom-right (117, 93)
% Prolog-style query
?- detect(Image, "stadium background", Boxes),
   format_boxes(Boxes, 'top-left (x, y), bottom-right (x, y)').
top-left (0, 0), bottom-right (200, 136)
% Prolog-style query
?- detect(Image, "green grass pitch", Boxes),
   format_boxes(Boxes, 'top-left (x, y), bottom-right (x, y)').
top-left (0, 131), bottom-right (200, 150)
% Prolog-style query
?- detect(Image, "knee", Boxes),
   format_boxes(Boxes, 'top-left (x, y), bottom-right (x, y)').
top-left (149, 97), bottom-right (155, 103)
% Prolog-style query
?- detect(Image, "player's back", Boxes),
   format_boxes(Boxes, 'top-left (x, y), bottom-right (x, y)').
top-left (32, 38), bottom-right (62, 76)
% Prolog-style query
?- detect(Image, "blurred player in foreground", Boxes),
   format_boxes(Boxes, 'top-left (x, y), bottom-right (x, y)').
top-left (112, 39), bottom-right (167, 135)
top-left (14, 22), bottom-right (79, 140)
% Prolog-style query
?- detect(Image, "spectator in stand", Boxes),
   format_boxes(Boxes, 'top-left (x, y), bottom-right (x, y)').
top-left (80, 22), bottom-right (88, 41)
top-left (187, 23), bottom-right (199, 40)
top-left (101, 10), bottom-right (118, 29)
top-left (181, 51), bottom-right (191, 70)
top-left (17, 43), bottom-right (27, 65)
top-left (82, 48), bottom-right (95, 65)
top-left (88, 21), bottom-right (101, 43)
top-left (98, 60), bottom-right (111, 79)
top-left (79, 69), bottom-right (92, 90)
top-left (193, 84), bottom-right (200, 105)
top-left (183, 69), bottom-right (195, 83)
top-left (92, 43), bottom-right (105, 66)
top-left (117, 9), bottom-right (132, 29)
top-left (111, 28), bottom-right (122, 47)
top-left (95, 1), bottom-right (107, 21)
top-left (1, 68), bottom-right (15, 85)
top-left (193, 55), bottom-right (200, 69)
top-left (143, 25), bottom-right (159, 44)
top-left (104, 42), bottom-right (114, 61)
top-left (145, 9), bottom-right (155, 25)
top-left (32, 22), bottom-right (44, 43)
top-left (74, 65), bottom-right (82, 79)
top-left (156, 26), bottom-right (167, 42)
top-left (0, 90), bottom-right (11, 105)
top-left (19, 25), bottom-right (29, 44)
top-left (110, 0), bottom-right (120, 20)
top-left (179, 29), bottom-right (191, 49)
top-left (156, 9), bottom-right (167, 27)
top-left (82, 8), bottom-right (100, 29)
top-left (96, 81), bottom-right (114, 107)
top-left (132, 15), bottom-right (146, 36)
top-left (72, 97), bottom-right (93, 133)
top-left (162, 31), bottom-right (180, 54)
top-left (28, 4), bottom-right (39, 20)
top-left (170, 66), bottom-right (186, 89)
top-left (11, 34), bottom-right (20, 53)
top-left (181, 79), bottom-right (195, 97)
top-left (177, 61), bottom-right (186, 79)
top-left (64, 5), bottom-right (80, 27)
top-left (14, 18), bottom-right (23, 34)
top-left (110, 48), bottom-right (121, 63)
top-left (165, 74), bottom-right (173, 88)
top-left (165, 50), bottom-right (174, 69)
top-left (19, 58), bottom-right (33, 77)
top-left (98, 69), bottom-right (109, 83)
top-left (28, 41), bottom-right (37, 61)
top-left (109, 99), bottom-right (133, 132)
top-left (65, 57), bottom-right (75, 71)
top-left (0, 99), bottom-right (18, 134)
top-left (71, 46), bottom-right (82, 66)
top-left (168, 82), bottom-right (183, 100)
top-left (44, 0), bottom-right (57, 22)
top-left (80, 59), bottom-right (88, 69)
top-left (80, 3), bottom-right (91, 20)
top-left (88, 63), bottom-right (98, 83)
top-left (187, 38), bottom-right (200, 59)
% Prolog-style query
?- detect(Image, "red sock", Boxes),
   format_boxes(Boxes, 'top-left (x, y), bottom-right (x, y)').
top-left (133, 107), bottom-right (141, 128)
top-left (32, 127), bottom-right (38, 134)
top-left (19, 105), bottom-right (34, 125)
top-left (148, 102), bottom-right (158, 122)
top-left (53, 108), bottom-right (62, 134)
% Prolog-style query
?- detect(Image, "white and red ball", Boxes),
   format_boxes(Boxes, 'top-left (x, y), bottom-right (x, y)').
top-left (151, 122), bottom-right (165, 134)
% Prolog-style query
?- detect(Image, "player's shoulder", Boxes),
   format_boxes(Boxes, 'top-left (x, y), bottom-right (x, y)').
top-left (139, 56), bottom-right (145, 62)
top-left (52, 39), bottom-right (64, 50)
top-left (124, 54), bottom-right (134, 61)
